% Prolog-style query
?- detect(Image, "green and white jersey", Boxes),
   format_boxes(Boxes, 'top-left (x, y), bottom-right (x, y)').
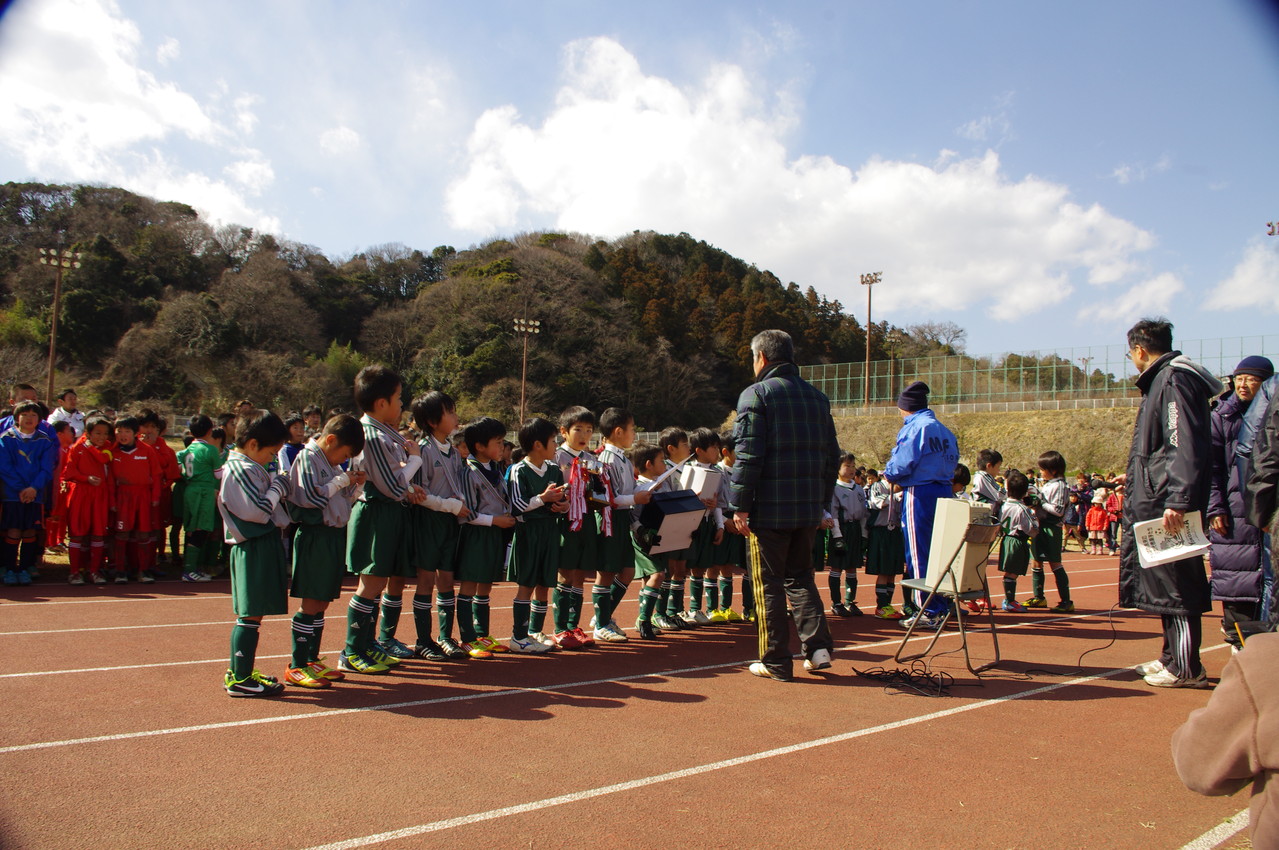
top-left (287, 439), bottom-right (358, 528)
top-left (599, 443), bottom-right (638, 508)
top-left (509, 458), bottom-right (564, 523)
top-left (352, 414), bottom-right (419, 503)
top-left (415, 434), bottom-right (466, 514)
top-left (218, 450), bottom-right (291, 543)
top-left (178, 439), bottom-right (223, 489)
top-left (463, 457), bottom-right (510, 525)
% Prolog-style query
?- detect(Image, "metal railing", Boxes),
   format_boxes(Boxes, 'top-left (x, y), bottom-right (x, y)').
top-left (801, 335), bottom-right (1279, 410)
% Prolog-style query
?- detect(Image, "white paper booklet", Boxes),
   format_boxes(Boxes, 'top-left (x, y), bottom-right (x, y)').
top-left (1132, 510), bottom-right (1211, 568)
top-left (679, 465), bottom-right (721, 500)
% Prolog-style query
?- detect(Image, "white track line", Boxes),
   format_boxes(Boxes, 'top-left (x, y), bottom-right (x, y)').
top-left (300, 665), bottom-right (1137, 849)
top-left (1177, 809), bottom-right (1250, 850)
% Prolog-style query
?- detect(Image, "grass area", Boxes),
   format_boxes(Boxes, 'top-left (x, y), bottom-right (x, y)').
top-left (834, 407), bottom-right (1138, 475)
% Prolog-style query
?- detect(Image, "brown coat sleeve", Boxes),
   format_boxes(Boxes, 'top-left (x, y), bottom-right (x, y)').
top-left (1171, 654), bottom-right (1261, 797)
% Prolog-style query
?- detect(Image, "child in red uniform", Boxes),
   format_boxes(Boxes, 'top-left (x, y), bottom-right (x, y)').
top-left (110, 416), bottom-right (163, 584)
top-left (1084, 494), bottom-right (1109, 556)
top-left (46, 420), bottom-right (75, 554)
top-left (139, 411), bottom-right (181, 576)
top-left (64, 415), bottom-right (114, 585)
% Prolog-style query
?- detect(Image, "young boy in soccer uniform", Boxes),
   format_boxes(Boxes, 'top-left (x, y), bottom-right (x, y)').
top-left (0, 402), bottom-right (56, 586)
top-left (1027, 450), bottom-right (1074, 613)
top-left (46, 420), bottom-right (74, 556)
top-left (108, 416), bottom-right (164, 584)
top-left (657, 426), bottom-right (697, 626)
top-left (865, 469), bottom-right (906, 618)
top-left (282, 414), bottom-right (366, 688)
top-left (456, 416), bottom-right (517, 656)
top-left (630, 443), bottom-right (677, 634)
top-left (220, 409), bottom-right (292, 698)
top-left (971, 449), bottom-right (1005, 514)
top-left (712, 433), bottom-right (748, 623)
top-left (595, 408), bottom-right (653, 638)
top-left (997, 470), bottom-right (1038, 612)
top-left (507, 417), bottom-right (568, 653)
top-left (63, 416), bottom-right (113, 585)
top-left (393, 391), bottom-right (472, 660)
top-left (553, 406), bottom-right (601, 649)
top-left (178, 415), bottom-right (224, 583)
top-left (139, 412), bottom-right (181, 576)
top-left (686, 428), bottom-right (726, 624)
top-left (828, 452), bottom-right (867, 617)
top-left (344, 365), bottom-right (423, 674)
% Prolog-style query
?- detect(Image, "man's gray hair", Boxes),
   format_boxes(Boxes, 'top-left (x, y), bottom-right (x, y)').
top-left (751, 329), bottom-right (794, 364)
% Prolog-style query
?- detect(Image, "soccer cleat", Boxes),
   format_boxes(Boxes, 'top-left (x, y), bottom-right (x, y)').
top-left (572, 627), bottom-right (596, 647)
top-left (1024, 596), bottom-right (1048, 609)
top-left (377, 637), bottom-right (415, 659)
top-left (692, 610), bottom-right (713, 625)
top-left (708, 608), bottom-right (730, 623)
top-left (1134, 659), bottom-right (1165, 677)
top-left (723, 607), bottom-right (744, 623)
top-left (283, 665), bottom-right (331, 689)
top-left (182, 571), bottom-right (212, 583)
top-left (476, 635), bottom-right (509, 653)
top-left (462, 641), bottom-right (493, 659)
top-left (592, 624), bottom-right (628, 643)
top-left (413, 639), bottom-right (449, 662)
top-left (366, 646), bottom-right (401, 667)
top-left (437, 637), bottom-right (469, 660)
top-left (830, 603), bottom-right (852, 618)
top-left (16, 570), bottom-right (32, 586)
top-left (138, 572), bottom-right (155, 584)
top-left (1051, 600), bottom-right (1075, 613)
top-left (748, 661), bottom-right (791, 681)
top-left (1143, 667), bottom-right (1211, 689)
top-left (68, 572), bottom-right (85, 586)
top-left (90, 572), bottom-right (107, 585)
top-left (309, 658), bottom-right (345, 681)
top-left (677, 610), bottom-right (701, 627)
top-left (509, 636), bottom-right (550, 653)
top-left (113, 571), bottom-right (128, 585)
top-left (803, 648), bottom-right (833, 672)
top-left (901, 602), bottom-right (918, 619)
top-left (901, 612), bottom-right (943, 631)
top-left (635, 618), bottom-right (659, 640)
top-left (847, 603), bottom-right (864, 617)
top-left (607, 619), bottom-right (624, 635)
top-left (554, 629), bottom-right (584, 650)
top-left (337, 653), bottom-right (390, 674)
top-left (651, 613), bottom-right (678, 631)
top-left (874, 605), bottom-right (905, 620)
top-left (963, 600), bottom-right (983, 614)
top-left (225, 669), bottom-right (286, 697)
top-left (745, 611), bottom-right (757, 623)
top-left (1001, 599), bottom-right (1027, 613)
top-left (529, 631), bottom-right (560, 650)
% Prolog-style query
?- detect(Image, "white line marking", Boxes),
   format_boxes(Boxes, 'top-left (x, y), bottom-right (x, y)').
top-left (301, 666), bottom-right (1135, 850)
top-left (1177, 809), bottom-right (1250, 850)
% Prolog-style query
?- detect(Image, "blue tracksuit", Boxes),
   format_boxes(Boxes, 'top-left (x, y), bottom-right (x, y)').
top-left (883, 410), bottom-right (959, 614)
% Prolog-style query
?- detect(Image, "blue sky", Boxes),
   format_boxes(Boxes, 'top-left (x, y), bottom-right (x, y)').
top-left (1, 0), bottom-right (1277, 358)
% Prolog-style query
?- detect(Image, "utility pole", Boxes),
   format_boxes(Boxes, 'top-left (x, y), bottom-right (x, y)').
top-left (860, 272), bottom-right (882, 406)
top-left (39, 248), bottom-right (81, 405)
top-left (513, 317), bottom-right (541, 424)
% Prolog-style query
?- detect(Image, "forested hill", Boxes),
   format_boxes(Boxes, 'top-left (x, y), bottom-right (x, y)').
top-left (0, 181), bottom-right (935, 426)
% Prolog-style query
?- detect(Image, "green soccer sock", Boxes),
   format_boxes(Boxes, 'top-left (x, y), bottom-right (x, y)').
top-left (667, 581), bottom-right (685, 616)
top-left (567, 586), bottom-right (584, 629)
top-left (844, 573), bottom-right (858, 607)
top-left (658, 581), bottom-right (671, 614)
top-left (610, 578), bottom-right (629, 610)
top-left (1052, 566), bottom-right (1071, 602)
top-left (1003, 575), bottom-right (1018, 603)
top-left (719, 577), bottom-right (733, 610)
top-left (690, 578), bottom-right (704, 612)
top-left (706, 580), bottom-right (719, 611)
top-left (553, 583), bottom-right (572, 632)
top-left (290, 612), bottom-right (316, 669)
top-left (875, 580), bottom-right (895, 609)
top-left (827, 569), bottom-right (842, 604)
top-left (1031, 568), bottom-right (1045, 599)
top-left (411, 594), bottom-right (433, 646)
top-left (638, 587), bottom-right (660, 623)
top-left (378, 594), bottom-right (402, 642)
top-left (512, 598), bottom-right (531, 640)
top-left (473, 595), bottom-right (491, 637)
top-left (436, 591), bottom-right (456, 642)
top-left (346, 595), bottom-right (376, 655)
top-left (230, 618), bottom-right (260, 680)
top-left (456, 595), bottom-right (476, 643)
top-left (592, 584), bottom-right (612, 628)
top-left (530, 600), bottom-right (548, 635)
top-left (310, 615), bottom-right (325, 663)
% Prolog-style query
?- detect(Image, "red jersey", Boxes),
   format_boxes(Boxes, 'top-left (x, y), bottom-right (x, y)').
top-left (111, 440), bottom-right (163, 503)
top-left (148, 438), bottom-right (182, 487)
top-left (63, 437), bottom-right (113, 490)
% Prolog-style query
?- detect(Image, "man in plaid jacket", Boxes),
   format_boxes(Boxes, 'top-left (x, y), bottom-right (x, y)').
top-left (731, 329), bottom-right (841, 681)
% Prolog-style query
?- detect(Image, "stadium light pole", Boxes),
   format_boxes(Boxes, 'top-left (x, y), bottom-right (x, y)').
top-left (513, 317), bottom-right (540, 424)
top-left (860, 272), bottom-right (882, 406)
top-left (39, 248), bottom-right (81, 405)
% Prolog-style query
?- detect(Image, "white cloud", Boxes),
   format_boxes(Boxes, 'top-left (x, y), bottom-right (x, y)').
top-left (1077, 272), bottom-right (1186, 324)
top-left (1111, 154), bottom-right (1172, 185)
top-left (0, 0), bottom-right (277, 232)
top-left (156, 35), bottom-right (180, 65)
top-left (319, 125), bottom-right (361, 155)
top-left (447, 38), bottom-right (1160, 322)
top-left (956, 91), bottom-right (1015, 145)
top-left (224, 157), bottom-right (275, 193)
top-left (1204, 239), bottom-right (1279, 311)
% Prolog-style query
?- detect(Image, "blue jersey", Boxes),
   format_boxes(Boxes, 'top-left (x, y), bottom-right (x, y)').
top-left (883, 409), bottom-right (959, 488)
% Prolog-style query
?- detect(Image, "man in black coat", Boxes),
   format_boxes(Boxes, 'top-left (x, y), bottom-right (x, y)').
top-left (1120, 318), bottom-right (1222, 688)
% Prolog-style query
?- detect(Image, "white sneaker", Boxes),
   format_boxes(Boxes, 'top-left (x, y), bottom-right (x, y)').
top-left (1134, 659), bottom-right (1164, 677)
top-left (529, 631), bottom-right (556, 647)
top-left (748, 661), bottom-right (790, 681)
top-left (509, 637), bottom-right (549, 654)
top-left (1143, 667), bottom-right (1210, 689)
top-left (593, 625), bottom-right (628, 643)
top-left (678, 610), bottom-right (700, 626)
top-left (803, 648), bottom-right (833, 672)
top-left (608, 619), bottom-right (623, 634)
top-left (692, 610), bottom-right (713, 625)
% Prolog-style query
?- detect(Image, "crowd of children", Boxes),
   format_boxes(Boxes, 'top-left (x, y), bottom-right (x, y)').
top-left (0, 375), bottom-right (1128, 699)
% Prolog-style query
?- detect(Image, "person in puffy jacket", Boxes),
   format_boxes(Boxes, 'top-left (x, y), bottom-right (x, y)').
top-left (1120, 318), bottom-right (1223, 689)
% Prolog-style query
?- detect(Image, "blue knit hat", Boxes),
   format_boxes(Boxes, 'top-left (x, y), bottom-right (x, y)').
top-left (1234, 356), bottom-right (1274, 380)
top-left (897, 381), bottom-right (930, 412)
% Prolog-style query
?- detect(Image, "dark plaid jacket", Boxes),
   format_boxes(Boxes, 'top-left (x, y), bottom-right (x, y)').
top-left (730, 361), bottom-right (841, 529)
